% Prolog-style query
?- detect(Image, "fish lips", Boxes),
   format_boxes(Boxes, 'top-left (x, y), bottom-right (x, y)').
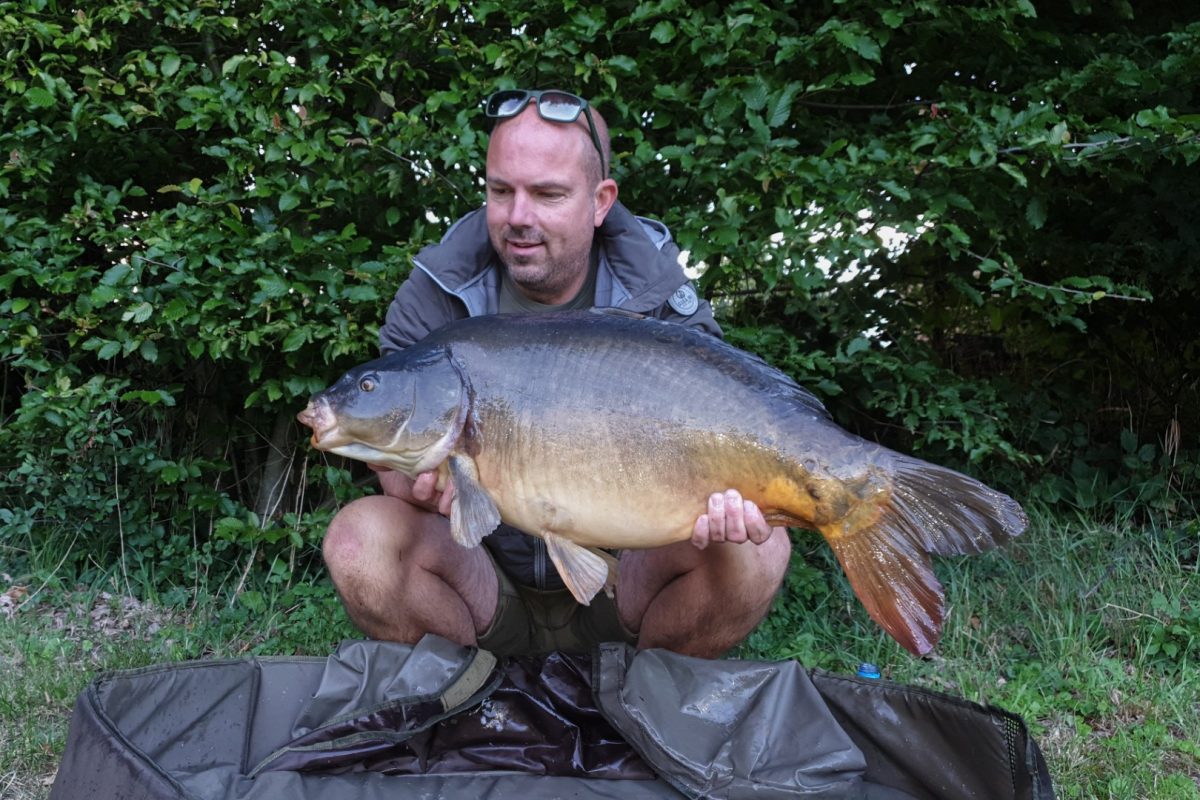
top-left (296, 400), bottom-right (338, 446)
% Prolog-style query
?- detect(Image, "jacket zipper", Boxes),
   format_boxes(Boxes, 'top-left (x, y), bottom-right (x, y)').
top-left (534, 538), bottom-right (547, 590)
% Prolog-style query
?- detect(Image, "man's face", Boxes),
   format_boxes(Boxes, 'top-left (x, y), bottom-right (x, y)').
top-left (485, 107), bottom-right (615, 305)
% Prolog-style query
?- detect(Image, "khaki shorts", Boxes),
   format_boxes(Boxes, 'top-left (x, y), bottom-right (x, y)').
top-left (475, 551), bottom-right (638, 656)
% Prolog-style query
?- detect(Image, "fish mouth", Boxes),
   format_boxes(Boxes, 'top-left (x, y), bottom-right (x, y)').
top-left (296, 400), bottom-right (432, 473)
top-left (297, 401), bottom-right (344, 448)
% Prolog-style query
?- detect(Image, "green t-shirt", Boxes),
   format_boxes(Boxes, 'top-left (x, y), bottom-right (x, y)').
top-left (497, 247), bottom-right (599, 314)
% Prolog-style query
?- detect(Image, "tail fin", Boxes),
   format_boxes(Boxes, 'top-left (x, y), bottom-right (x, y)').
top-left (825, 455), bottom-right (1027, 655)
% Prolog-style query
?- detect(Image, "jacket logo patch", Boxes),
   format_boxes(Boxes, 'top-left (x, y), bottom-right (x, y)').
top-left (668, 284), bottom-right (699, 316)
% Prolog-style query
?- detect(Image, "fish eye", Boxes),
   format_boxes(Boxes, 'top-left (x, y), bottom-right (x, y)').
top-left (359, 377), bottom-right (376, 392)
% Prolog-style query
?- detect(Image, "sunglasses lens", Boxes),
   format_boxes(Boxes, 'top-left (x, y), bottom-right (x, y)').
top-left (487, 91), bottom-right (528, 117)
top-left (538, 91), bottom-right (583, 122)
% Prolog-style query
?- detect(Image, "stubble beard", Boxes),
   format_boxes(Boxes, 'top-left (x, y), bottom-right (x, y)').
top-left (502, 230), bottom-right (590, 303)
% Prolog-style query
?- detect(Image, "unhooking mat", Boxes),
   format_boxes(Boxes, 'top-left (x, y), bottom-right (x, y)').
top-left (50, 635), bottom-right (1055, 799)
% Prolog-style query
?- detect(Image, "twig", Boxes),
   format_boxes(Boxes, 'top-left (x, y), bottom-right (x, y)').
top-left (798, 98), bottom-right (942, 111)
top-left (113, 453), bottom-right (131, 598)
top-left (350, 139), bottom-right (470, 202)
top-left (132, 255), bottom-right (185, 270)
top-left (231, 544), bottom-right (258, 606)
top-left (1101, 602), bottom-right (1164, 624)
top-left (997, 132), bottom-right (1199, 160)
top-left (964, 249), bottom-right (1149, 302)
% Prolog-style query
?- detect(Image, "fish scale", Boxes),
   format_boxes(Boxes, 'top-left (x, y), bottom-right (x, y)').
top-left (298, 309), bottom-right (1027, 655)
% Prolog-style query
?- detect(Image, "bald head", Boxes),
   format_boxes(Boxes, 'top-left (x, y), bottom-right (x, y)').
top-left (489, 102), bottom-right (611, 187)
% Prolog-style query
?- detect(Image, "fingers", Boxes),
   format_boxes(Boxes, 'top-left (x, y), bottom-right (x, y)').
top-left (742, 499), bottom-right (774, 544)
top-left (411, 471), bottom-right (439, 503)
top-left (720, 489), bottom-right (748, 543)
top-left (692, 514), bottom-right (710, 549)
top-left (437, 480), bottom-right (456, 517)
top-left (692, 489), bottom-right (777, 549)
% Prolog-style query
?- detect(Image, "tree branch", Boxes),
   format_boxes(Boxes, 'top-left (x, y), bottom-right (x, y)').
top-left (964, 249), bottom-right (1149, 302)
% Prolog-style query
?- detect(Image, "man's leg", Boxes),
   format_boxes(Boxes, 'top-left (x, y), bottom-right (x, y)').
top-left (322, 495), bottom-right (499, 646)
top-left (616, 527), bottom-right (792, 658)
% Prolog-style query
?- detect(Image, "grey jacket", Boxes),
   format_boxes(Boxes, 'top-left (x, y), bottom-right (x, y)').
top-left (377, 201), bottom-right (721, 591)
top-left (379, 201), bottom-right (720, 354)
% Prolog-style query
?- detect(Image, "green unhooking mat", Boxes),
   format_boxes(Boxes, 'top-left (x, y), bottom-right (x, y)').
top-left (50, 635), bottom-right (1054, 799)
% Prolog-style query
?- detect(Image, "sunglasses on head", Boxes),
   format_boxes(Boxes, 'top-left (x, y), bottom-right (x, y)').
top-left (483, 89), bottom-right (607, 177)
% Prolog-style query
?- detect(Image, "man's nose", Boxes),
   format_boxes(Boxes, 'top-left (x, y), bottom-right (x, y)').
top-left (509, 190), bottom-right (535, 227)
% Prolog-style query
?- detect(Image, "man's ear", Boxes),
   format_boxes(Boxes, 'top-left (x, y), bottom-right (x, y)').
top-left (592, 178), bottom-right (619, 226)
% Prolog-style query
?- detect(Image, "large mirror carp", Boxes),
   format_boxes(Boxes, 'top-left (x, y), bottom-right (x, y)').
top-left (297, 309), bottom-right (1027, 655)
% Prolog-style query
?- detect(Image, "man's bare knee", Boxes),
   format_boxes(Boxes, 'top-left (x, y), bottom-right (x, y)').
top-left (621, 528), bottom-right (791, 657)
top-left (746, 527), bottom-right (792, 593)
top-left (322, 495), bottom-right (403, 574)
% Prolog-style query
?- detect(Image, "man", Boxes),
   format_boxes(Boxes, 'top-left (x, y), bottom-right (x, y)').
top-left (322, 89), bottom-right (791, 658)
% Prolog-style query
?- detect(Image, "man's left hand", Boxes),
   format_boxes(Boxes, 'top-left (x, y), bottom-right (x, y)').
top-left (692, 489), bottom-right (784, 548)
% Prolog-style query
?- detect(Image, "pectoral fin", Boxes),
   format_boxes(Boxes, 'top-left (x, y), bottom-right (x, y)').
top-left (543, 532), bottom-right (609, 606)
top-left (447, 453), bottom-right (500, 549)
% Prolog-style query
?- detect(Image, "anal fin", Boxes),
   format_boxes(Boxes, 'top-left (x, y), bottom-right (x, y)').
top-left (543, 532), bottom-right (608, 606)
top-left (447, 453), bottom-right (500, 549)
top-left (825, 520), bottom-right (944, 656)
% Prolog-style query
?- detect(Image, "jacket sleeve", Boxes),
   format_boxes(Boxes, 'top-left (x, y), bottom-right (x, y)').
top-left (378, 269), bottom-right (467, 355)
top-left (647, 237), bottom-right (723, 338)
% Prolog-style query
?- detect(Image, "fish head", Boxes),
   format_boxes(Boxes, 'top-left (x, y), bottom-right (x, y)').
top-left (297, 348), bottom-right (467, 476)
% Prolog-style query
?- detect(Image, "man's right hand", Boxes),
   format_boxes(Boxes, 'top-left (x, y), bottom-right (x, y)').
top-left (371, 465), bottom-right (455, 517)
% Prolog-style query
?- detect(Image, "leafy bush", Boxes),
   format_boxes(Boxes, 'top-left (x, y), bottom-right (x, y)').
top-left (1, 0), bottom-right (1196, 594)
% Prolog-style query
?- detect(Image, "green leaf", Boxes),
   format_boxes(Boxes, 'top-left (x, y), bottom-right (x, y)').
top-left (999, 163), bottom-right (1028, 188)
top-left (161, 53), bottom-right (182, 77)
top-left (101, 264), bottom-right (132, 286)
top-left (650, 21), bottom-right (676, 44)
top-left (852, 35), bottom-right (881, 62)
top-left (256, 274), bottom-right (290, 298)
top-left (607, 55), bottom-right (637, 73)
top-left (279, 191), bottom-right (301, 212)
top-left (221, 55), bottom-right (247, 75)
top-left (766, 84), bottom-right (799, 128)
top-left (881, 180), bottom-right (911, 202)
top-left (121, 302), bottom-right (154, 324)
top-left (25, 87), bottom-right (56, 108)
top-left (742, 82), bottom-right (769, 112)
top-left (344, 285), bottom-right (380, 303)
top-left (282, 328), bottom-right (308, 352)
top-left (121, 388), bottom-right (176, 406)
top-left (1025, 197), bottom-right (1047, 229)
top-left (101, 112), bottom-right (128, 129)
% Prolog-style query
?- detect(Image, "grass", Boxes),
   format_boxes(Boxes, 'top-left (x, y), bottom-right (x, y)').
top-left (740, 510), bottom-right (1200, 798)
top-left (0, 574), bottom-right (356, 799)
top-left (2, 510), bottom-right (1198, 799)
